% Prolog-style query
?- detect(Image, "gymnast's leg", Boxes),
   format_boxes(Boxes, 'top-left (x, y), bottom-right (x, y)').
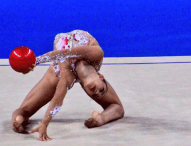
top-left (12, 65), bottom-right (59, 133)
top-left (84, 81), bottom-right (125, 128)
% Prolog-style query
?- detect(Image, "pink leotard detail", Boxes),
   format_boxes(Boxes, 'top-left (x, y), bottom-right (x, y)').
top-left (52, 30), bottom-right (93, 76)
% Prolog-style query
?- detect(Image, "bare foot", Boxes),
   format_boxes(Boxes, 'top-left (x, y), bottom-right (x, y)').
top-left (84, 111), bottom-right (104, 128)
top-left (12, 115), bottom-right (28, 133)
top-left (91, 110), bottom-right (99, 119)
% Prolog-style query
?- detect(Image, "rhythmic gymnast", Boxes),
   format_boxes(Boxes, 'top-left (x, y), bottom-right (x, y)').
top-left (11, 30), bottom-right (124, 141)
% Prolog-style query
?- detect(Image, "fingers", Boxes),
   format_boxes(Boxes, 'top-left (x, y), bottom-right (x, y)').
top-left (29, 124), bottom-right (52, 141)
top-left (39, 132), bottom-right (43, 141)
top-left (39, 134), bottom-right (52, 141)
top-left (28, 64), bottom-right (36, 72)
top-left (32, 64), bottom-right (36, 67)
top-left (45, 135), bottom-right (52, 141)
top-left (43, 135), bottom-right (52, 141)
top-left (30, 129), bottom-right (52, 141)
top-left (29, 67), bottom-right (34, 71)
top-left (29, 127), bottom-right (38, 134)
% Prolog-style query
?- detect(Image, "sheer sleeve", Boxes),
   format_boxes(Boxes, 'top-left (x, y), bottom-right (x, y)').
top-left (35, 45), bottom-right (103, 67)
top-left (35, 50), bottom-right (79, 65)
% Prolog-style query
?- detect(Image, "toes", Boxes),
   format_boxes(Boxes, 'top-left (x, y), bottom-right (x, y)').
top-left (12, 121), bottom-right (19, 132)
top-left (12, 121), bottom-right (25, 133)
top-left (84, 118), bottom-right (93, 128)
top-left (84, 118), bottom-right (98, 128)
top-left (43, 135), bottom-right (47, 141)
top-left (46, 135), bottom-right (52, 141)
top-left (84, 120), bottom-right (90, 128)
top-left (12, 115), bottom-right (30, 133)
top-left (13, 121), bottom-right (21, 131)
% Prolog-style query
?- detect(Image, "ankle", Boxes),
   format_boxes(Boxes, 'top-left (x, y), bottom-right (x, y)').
top-left (96, 115), bottom-right (105, 126)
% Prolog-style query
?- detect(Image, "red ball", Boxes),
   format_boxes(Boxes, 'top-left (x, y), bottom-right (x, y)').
top-left (9, 46), bottom-right (36, 74)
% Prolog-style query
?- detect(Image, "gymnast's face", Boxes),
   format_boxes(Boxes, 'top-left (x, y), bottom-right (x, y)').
top-left (82, 75), bottom-right (107, 99)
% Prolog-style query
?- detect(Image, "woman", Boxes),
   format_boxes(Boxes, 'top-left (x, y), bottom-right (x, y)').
top-left (12, 30), bottom-right (124, 141)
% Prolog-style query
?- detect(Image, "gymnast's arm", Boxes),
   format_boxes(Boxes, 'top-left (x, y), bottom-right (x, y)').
top-left (30, 62), bottom-right (75, 140)
top-left (85, 80), bottom-right (125, 128)
top-left (41, 62), bottom-right (75, 126)
top-left (41, 75), bottom-right (69, 126)
top-left (36, 45), bottom-right (104, 66)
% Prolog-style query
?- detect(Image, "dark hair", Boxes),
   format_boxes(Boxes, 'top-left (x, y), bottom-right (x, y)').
top-left (103, 79), bottom-right (108, 94)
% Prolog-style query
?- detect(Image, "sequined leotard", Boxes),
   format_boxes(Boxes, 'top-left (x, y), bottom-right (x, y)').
top-left (36, 30), bottom-right (101, 77)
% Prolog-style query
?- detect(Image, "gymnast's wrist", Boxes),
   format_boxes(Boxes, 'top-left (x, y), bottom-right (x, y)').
top-left (35, 56), bottom-right (40, 65)
top-left (41, 119), bottom-right (50, 127)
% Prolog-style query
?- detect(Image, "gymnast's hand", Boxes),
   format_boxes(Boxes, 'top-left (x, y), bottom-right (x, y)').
top-left (29, 122), bottom-right (52, 141)
top-left (22, 64), bottom-right (36, 74)
top-left (28, 64), bottom-right (36, 72)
